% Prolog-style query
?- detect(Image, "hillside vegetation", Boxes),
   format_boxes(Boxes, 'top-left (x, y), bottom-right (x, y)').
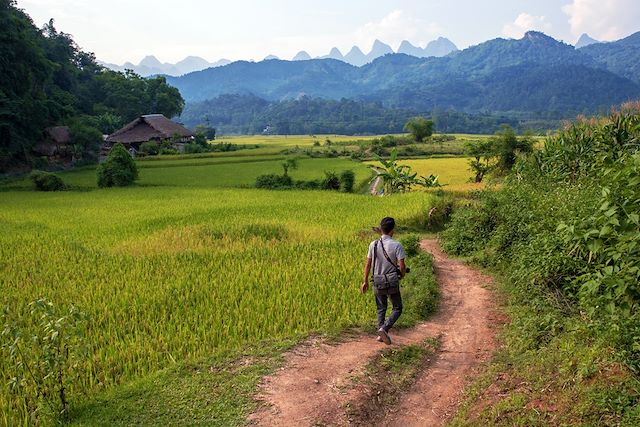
top-left (442, 103), bottom-right (640, 424)
top-left (168, 32), bottom-right (640, 117)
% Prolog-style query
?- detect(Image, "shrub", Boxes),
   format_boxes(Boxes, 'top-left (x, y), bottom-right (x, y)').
top-left (294, 179), bottom-right (321, 190)
top-left (399, 234), bottom-right (421, 257)
top-left (29, 170), bottom-right (66, 191)
top-left (321, 171), bottom-right (341, 190)
top-left (255, 174), bottom-right (292, 189)
top-left (69, 121), bottom-right (102, 163)
top-left (96, 143), bottom-right (138, 188)
top-left (184, 143), bottom-right (205, 154)
top-left (139, 142), bottom-right (159, 156)
top-left (339, 170), bottom-right (355, 192)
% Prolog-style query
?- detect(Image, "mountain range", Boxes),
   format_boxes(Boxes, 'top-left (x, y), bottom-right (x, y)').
top-left (99, 56), bottom-right (232, 77)
top-left (167, 31), bottom-right (640, 117)
top-left (100, 37), bottom-right (458, 76)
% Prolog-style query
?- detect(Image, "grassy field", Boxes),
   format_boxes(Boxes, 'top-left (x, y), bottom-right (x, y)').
top-left (0, 132), bottom-right (493, 424)
top-left (0, 140), bottom-right (445, 423)
top-left (365, 157), bottom-right (486, 193)
top-left (2, 157), bottom-right (373, 191)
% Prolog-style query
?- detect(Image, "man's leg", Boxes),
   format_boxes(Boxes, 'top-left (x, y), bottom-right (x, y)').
top-left (375, 292), bottom-right (388, 329)
top-left (382, 291), bottom-right (403, 332)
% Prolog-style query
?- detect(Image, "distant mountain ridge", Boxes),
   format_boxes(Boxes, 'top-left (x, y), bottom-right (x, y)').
top-left (166, 31), bottom-right (640, 116)
top-left (100, 37), bottom-right (458, 76)
top-left (575, 33), bottom-right (600, 49)
top-left (99, 56), bottom-right (231, 77)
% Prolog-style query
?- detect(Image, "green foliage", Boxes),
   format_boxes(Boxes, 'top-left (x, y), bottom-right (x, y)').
top-left (254, 174), bottom-right (293, 189)
top-left (321, 171), bottom-right (340, 190)
top-left (465, 139), bottom-right (494, 183)
top-left (0, 2), bottom-right (184, 171)
top-left (193, 132), bottom-right (207, 147)
top-left (29, 170), bottom-right (65, 191)
top-left (404, 117), bottom-right (434, 142)
top-left (180, 94), bottom-right (541, 137)
top-left (139, 141), bottom-right (159, 156)
top-left (194, 124), bottom-right (216, 140)
top-left (442, 104), bottom-right (640, 377)
top-left (339, 170), bottom-right (355, 193)
top-left (399, 234), bottom-right (421, 257)
top-left (69, 120), bottom-right (103, 163)
top-left (1, 299), bottom-right (88, 423)
top-left (559, 153), bottom-right (640, 319)
top-left (281, 158), bottom-right (298, 177)
top-left (370, 149), bottom-right (440, 194)
top-left (96, 143), bottom-right (138, 188)
top-left (489, 124), bottom-right (534, 174)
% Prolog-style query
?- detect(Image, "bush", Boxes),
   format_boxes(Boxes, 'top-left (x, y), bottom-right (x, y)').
top-left (139, 142), bottom-right (159, 156)
top-left (29, 170), bottom-right (66, 191)
top-left (255, 174), bottom-right (292, 189)
top-left (321, 171), bottom-right (340, 190)
top-left (294, 179), bottom-right (321, 190)
top-left (339, 170), bottom-right (355, 193)
top-left (184, 143), bottom-right (205, 154)
top-left (399, 234), bottom-right (421, 257)
top-left (69, 120), bottom-right (102, 163)
top-left (96, 143), bottom-right (138, 188)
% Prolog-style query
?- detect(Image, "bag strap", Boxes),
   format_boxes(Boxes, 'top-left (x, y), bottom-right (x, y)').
top-left (370, 241), bottom-right (378, 282)
top-left (379, 238), bottom-right (401, 274)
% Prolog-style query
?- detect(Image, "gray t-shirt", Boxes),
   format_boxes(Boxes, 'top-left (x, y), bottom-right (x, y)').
top-left (367, 235), bottom-right (406, 275)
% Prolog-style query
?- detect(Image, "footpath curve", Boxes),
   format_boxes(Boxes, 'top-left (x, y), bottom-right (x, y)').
top-left (250, 239), bottom-right (498, 426)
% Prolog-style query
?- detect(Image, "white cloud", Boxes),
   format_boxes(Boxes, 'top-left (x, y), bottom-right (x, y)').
top-left (502, 13), bottom-right (552, 39)
top-left (353, 10), bottom-right (443, 51)
top-left (562, 0), bottom-right (640, 41)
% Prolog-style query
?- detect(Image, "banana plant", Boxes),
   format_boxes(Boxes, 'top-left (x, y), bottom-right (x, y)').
top-left (369, 149), bottom-right (416, 194)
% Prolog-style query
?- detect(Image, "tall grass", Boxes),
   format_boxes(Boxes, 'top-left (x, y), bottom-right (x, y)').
top-left (0, 187), bottom-right (433, 422)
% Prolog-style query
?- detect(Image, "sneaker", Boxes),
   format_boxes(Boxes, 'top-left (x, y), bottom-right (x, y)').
top-left (376, 336), bottom-right (383, 343)
top-left (377, 328), bottom-right (391, 345)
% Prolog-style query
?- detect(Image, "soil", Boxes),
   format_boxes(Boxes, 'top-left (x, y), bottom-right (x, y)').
top-left (249, 239), bottom-right (499, 426)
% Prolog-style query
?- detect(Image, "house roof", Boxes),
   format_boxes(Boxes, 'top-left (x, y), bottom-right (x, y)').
top-left (106, 114), bottom-right (194, 144)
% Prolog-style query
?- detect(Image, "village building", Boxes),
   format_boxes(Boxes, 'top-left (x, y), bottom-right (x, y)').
top-left (104, 114), bottom-right (194, 153)
top-left (32, 126), bottom-right (73, 162)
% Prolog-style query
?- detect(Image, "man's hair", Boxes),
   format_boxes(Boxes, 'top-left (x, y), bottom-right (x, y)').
top-left (380, 217), bottom-right (395, 234)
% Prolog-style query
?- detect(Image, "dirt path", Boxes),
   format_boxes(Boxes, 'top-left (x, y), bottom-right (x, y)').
top-left (370, 175), bottom-right (382, 195)
top-left (250, 240), bottom-right (497, 426)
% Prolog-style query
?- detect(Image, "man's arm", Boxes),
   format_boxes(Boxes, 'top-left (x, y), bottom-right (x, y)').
top-left (398, 258), bottom-right (406, 279)
top-left (362, 257), bottom-right (372, 293)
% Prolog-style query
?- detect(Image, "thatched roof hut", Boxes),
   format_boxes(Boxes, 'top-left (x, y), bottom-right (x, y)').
top-left (33, 126), bottom-right (72, 158)
top-left (105, 115), bottom-right (194, 148)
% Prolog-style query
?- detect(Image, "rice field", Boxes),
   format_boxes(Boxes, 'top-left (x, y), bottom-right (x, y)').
top-left (366, 157), bottom-right (485, 193)
top-left (2, 157), bottom-right (372, 191)
top-left (0, 169), bottom-right (434, 421)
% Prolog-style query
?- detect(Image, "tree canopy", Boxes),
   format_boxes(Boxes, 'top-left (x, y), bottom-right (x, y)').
top-left (0, 0), bottom-right (184, 171)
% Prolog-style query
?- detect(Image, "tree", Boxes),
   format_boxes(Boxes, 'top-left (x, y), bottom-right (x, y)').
top-left (282, 158), bottom-right (298, 177)
top-left (69, 119), bottom-right (103, 163)
top-left (490, 125), bottom-right (534, 173)
top-left (96, 143), bottom-right (138, 187)
top-left (339, 170), bottom-right (355, 192)
top-left (404, 117), bottom-right (434, 142)
top-left (195, 124), bottom-right (216, 140)
top-left (465, 139), bottom-right (494, 183)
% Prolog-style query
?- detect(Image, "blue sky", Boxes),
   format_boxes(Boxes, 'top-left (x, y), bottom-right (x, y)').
top-left (16, 0), bottom-right (640, 64)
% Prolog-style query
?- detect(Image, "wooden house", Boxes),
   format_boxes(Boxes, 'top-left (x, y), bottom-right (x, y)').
top-left (104, 114), bottom-right (194, 152)
top-left (32, 126), bottom-right (73, 162)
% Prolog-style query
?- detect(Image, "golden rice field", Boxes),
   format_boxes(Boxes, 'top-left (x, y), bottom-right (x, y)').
top-left (0, 181), bottom-right (434, 421)
top-left (366, 157), bottom-right (486, 193)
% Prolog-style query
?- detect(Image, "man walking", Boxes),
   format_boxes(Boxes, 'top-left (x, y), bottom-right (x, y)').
top-left (361, 217), bottom-right (406, 345)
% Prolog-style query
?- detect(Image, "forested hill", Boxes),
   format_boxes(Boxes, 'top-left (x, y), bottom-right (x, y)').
top-left (168, 31), bottom-right (640, 115)
top-left (579, 32), bottom-right (640, 83)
